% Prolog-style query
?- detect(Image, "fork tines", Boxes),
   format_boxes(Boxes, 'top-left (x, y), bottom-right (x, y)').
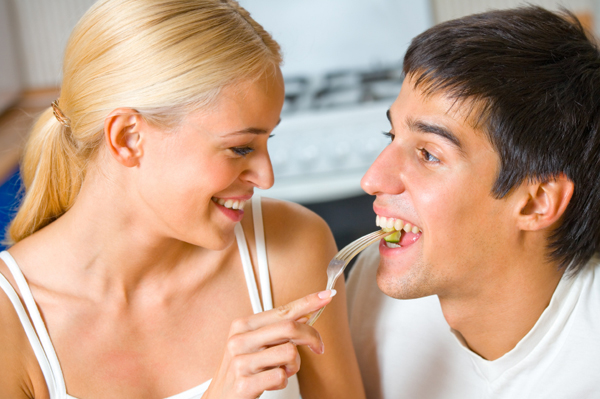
top-left (336, 230), bottom-right (387, 260)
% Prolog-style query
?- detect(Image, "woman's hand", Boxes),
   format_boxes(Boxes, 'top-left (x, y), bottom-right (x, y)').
top-left (202, 289), bottom-right (336, 399)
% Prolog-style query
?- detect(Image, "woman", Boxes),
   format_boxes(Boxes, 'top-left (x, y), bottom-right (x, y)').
top-left (0, 1), bottom-right (365, 398)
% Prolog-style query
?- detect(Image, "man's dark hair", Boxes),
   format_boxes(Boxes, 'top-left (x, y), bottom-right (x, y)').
top-left (403, 6), bottom-right (600, 273)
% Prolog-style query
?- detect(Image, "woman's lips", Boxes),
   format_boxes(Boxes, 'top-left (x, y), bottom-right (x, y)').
top-left (212, 197), bottom-right (246, 222)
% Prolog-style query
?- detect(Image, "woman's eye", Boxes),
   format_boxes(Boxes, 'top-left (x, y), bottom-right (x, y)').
top-left (382, 131), bottom-right (394, 141)
top-left (419, 148), bottom-right (440, 163)
top-left (230, 146), bottom-right (254, 157)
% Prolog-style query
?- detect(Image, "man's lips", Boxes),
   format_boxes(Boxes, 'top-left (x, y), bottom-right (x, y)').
top-left (373, 208), bottom-right (423, 250)
top-left (379, 229), bottom-right (421, 252)
top-left (372, 204), bottom-right (422, 233)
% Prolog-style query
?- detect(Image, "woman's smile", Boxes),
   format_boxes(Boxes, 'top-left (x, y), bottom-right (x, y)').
top-left (211, 196), bottom-right (251, 222)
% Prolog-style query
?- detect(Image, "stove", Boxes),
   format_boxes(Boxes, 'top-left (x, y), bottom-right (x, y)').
top-left (257, 65), bottom-right (403, 203)
top-left (240, 0), bottom-right (432, 204)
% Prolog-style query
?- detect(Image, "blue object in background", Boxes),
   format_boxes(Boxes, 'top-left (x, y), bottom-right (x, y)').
top-left (0, 168), bottom-right (23, 251)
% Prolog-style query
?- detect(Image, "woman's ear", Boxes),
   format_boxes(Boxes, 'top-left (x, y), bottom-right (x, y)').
top-left (104, 108), bottom-right (144, 167)
top-left (516, 174), bottom-right (574, 231)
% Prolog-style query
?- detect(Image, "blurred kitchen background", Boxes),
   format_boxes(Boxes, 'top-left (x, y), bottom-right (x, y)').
top-left (0, 0), bottom-right (597, 253)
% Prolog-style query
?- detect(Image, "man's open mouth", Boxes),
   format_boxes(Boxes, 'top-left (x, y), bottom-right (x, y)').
top-left (376, 215), bottom-right (422, 248)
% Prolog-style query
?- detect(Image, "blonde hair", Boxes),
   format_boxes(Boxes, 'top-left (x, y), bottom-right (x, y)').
top-left (8, 0), bottom-right (282, 243)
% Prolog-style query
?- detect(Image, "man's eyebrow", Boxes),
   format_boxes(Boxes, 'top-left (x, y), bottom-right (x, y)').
top-left (387, 109), bottom-right (463, 152)
top-left (231, 127), bottom-right (269, 135)
top-left (406, 116), bottom-right (464, 154)
top-left (228, 119), bottom-right (281, 135)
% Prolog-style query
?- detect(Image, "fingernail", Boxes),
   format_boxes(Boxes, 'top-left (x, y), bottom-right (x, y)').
top-left (296, 316), bottom-right (309, 323)
top-left (318, 290), bottom-right (333, 299)
top-left (320, 342), bottom-right (325, 354)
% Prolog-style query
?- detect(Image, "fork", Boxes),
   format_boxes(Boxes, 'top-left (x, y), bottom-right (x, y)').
top-left (307, 229), bottom-right (394, 326)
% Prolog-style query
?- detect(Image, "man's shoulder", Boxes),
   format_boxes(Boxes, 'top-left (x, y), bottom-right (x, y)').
top-left (567, 254), bottom-right (600, 317)
top-left (567, 254), bottom-right (600, 331)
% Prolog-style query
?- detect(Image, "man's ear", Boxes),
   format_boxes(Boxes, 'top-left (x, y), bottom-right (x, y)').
top-left (516, 174), bottom-right (574, 231)
top-left (104, 108), bottom-right (144, 167)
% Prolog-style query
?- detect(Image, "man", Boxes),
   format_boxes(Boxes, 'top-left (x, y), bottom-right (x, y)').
top-left (347, 6), bottom-right (600, 398)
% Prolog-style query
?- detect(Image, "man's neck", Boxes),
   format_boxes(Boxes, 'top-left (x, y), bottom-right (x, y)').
top-left (438, 261), bottom-right (565, 361)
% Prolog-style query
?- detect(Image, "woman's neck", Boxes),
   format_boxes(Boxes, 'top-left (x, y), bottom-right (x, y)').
top-left (13, 171), bottom-right (224, 303)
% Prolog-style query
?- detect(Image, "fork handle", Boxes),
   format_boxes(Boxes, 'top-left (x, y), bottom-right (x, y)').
top-left (306, 279), bottom-right (336, 326)
top-left (306, 307), bottom-right (326, 326)
top-left (307, 230), bottom-right (392, 327)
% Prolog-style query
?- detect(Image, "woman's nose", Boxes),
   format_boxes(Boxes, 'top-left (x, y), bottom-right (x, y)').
top-left (242, 151), bottom-right (275, 190)
top-left (361, 145), bottom-right (405, 196)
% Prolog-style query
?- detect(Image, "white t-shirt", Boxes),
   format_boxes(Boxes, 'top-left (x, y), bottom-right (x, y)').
top-left (347, 245), bottom-right (600, 399)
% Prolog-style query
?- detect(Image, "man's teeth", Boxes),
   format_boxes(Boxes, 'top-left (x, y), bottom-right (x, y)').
top-left (212, 197), bottom-right (246, 210)
top-left (376, 215), bottom-right (421, 234)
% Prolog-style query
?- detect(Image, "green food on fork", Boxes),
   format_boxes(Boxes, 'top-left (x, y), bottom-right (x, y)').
top-left (383, 230), bottom-right (401, 243)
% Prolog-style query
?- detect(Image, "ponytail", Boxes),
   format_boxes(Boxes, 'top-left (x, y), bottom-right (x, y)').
top-left (8, 107), bottom-right (83, 243)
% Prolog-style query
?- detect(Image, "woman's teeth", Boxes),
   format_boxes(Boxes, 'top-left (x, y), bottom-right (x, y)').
top-left (376, 215), bottom-right (421, 234)
top-left (212, 197), bottom-right (246, 210)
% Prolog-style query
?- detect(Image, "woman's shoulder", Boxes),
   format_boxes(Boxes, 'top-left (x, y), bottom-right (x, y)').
top-left (0, 257), bottom-right (45, 398)
top-left (259, 197), bottom-right (337, 305)
top-left (260, 197), bottom-right (336, 259)
top-left (260, 197), bottom-right (333, 241)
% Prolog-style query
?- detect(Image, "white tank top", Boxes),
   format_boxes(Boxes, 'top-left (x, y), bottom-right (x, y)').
top-left (0, 195), bottom-right (300, 399)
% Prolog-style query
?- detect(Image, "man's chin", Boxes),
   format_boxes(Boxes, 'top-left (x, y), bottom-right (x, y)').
top-left (376, 260), bottom-right (432, 300)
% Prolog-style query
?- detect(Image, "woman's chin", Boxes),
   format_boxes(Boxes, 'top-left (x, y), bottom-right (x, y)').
top-left (192, 229), bottom-right (236, 251)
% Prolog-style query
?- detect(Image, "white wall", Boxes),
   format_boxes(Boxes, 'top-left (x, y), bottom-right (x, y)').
top-left (0, 0), bottom-right (21, 111)
top-left (9, 0), bottom-right (94, 90)
top-left (6, 0), bottom-right (597, 90)
top-left (432, 0), bottom-right (593, 23)
top-left (239, 0), bottom-right (433, 77)
top-left (6, 0), bottom-right (432, 89)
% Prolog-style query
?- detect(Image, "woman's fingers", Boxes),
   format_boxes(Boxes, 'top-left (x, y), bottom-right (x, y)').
top-left (233, 367), bottom-right (290, 398)
top-left (228, 318), bottom-right (324, 356)
top-left (229, 289), bottom-right (337, 336)
top-left (233, 342), bottom-right (301, 377)
top-left (214, 332), bottom-right (305, 399)
top-left (205, 290), bottom-right (337, 399)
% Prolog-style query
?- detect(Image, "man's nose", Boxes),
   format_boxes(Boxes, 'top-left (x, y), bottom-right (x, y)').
top-left (361, 145), bottom-right (405, 196)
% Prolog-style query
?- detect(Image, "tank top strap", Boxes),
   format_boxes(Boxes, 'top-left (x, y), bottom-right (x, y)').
top-left (252, 195), bottom-right (273, 311)
top-left (234, 195), bottom-right (275, 314)
top-left (0, 251), bottom-right (66, 398)
top-left (234, 222), bottom-right (263, 314)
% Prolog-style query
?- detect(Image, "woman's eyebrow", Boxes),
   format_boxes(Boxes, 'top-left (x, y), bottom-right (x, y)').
top-left (231, 127), bottom-right (270, 135)
top-left (228, 119), bottom-right (282, 135)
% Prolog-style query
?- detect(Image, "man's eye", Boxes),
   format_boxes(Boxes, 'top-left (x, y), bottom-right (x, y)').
top-left (382, 131), bottom-right (394, 141)
top-left (231, 146), bottom-right (254, 156)
top-left (419, 148), bottom-right (440, 163)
